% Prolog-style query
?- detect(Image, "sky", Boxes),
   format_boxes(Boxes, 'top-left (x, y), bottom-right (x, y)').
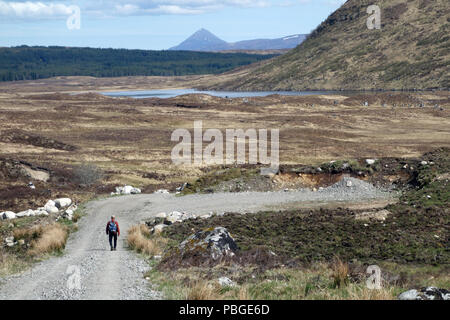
top-left (0, 0), bottom-right (346, 50)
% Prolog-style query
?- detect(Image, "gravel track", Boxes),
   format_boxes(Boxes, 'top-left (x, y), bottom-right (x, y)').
top-left (0, 180), bottom-right (392, 300)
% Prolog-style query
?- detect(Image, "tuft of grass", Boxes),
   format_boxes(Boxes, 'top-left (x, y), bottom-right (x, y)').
top-left (186, 281), bottom-right (221, 300)
top-left (146, 262), bottom-right (405, 300)
top-left (28, 223), bottom-right (68, 256)
top-left (331, 257), bottom-right (350, 288)
top-left (13, 225), bottom-right (43, 243)
top-left (0, 250), bottom-right (30, 276)
top-left (127, 224), bottom-right (168, 256)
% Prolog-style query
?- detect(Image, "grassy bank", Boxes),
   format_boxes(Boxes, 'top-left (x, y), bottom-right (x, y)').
top-left (127, 148), bottom-right (449, 300)
top-left (0, 205), bottom-right (86, 277)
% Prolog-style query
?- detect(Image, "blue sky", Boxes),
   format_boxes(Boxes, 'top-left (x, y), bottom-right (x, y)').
top-left (0, 0), bottom-right (346, 50)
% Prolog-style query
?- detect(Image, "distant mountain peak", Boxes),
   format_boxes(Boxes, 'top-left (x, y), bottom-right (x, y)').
top-left (170, 28), bottom-right (228, 51)
top-left (169, 29), bottom-right (307, 52)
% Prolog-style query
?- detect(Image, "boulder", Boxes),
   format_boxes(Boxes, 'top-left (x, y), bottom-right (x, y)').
top-left (122, 185), bottom-right (133, 194)
top-left (181, 212), bottom-right (196, 220)
top-left (63, 209), bottom-right (74, 220)
top-left (165, 211), bottom-right (184, 224)
top-left (398, 287), bottom-right (450, 300)
top-left (152, 224), bottom-right (167, 235)
top-left (146, 217), bottom-right (166, 227)
top-left (356, 209), bottom-right (391, 221)
top-left (68, 204), bottom-right (78, 212)
top-left (218, 277), bottom-right (235, 287)
top-left (16, 209), bottom-right (35, 217)
top-left (365, 159), bottom-right (376, 165)
top-left (155, 212), bottom-right (167, 218)
top-left (34, 210), bottom-right (48, 216)
top-left (179, 227), bottom-right (238, 261)
top-left (45, 204), bottom-right (59, 214)
top-left (4, 236), bottom-right (15, 247)
top-left (114, 185), bottom-right (141, 195)
top-left (154, 189), bottom-right (170, 194)
top-left (130, 187), bottom-right (141, 194)
top-left (1, 211), bottom-right (16, 220)
top-left (54, 198), bottom-right (72, 209)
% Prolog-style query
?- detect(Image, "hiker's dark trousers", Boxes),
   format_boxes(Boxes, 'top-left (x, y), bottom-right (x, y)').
top-left (109, 232), bottom-right (117, 249)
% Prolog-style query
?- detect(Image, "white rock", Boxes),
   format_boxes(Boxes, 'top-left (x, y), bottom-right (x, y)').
top-left (63, 209), bottom-right (73, 220)
top-left (152, 224), bottom-right (167, 234)
top-left (155, 212), bottom-right (167, 218)
top-left (4, 236), bottom-right (15, 247)
top-left (54, 198), bottom-right (72, 208)
top-left (45, 200), bottom-right (56, 207)
top-left (346, 180), bottom-right (353, 187)
top-left (1, 211), bottom-right (16, 220)
top-left (421, 161), bottom-right (428, 166)
top-left (166, 211), bottom-right (184, 224)
top-left (123, 185), bottom-right (133, 194)
top-left (16, 209), bottom-right (35, 217)
top-left (130, 187), bottom-right (141, 194)
top-left (398, 289), bottom-right (420, 300)
top-left (154, 189), bottom-right (170, 194)
top-left (181, 212), bottom-right (196, 220)
top-left (68, 204), bottom-right (78, 211)
top-left (366, 159), bottom-right (376, 165)
top-left (45, 203), bottom-right (59, 214)
top-left (34, 210), bottom-right (48, 216)
top-left (218, 277), bottom-right (235, 287)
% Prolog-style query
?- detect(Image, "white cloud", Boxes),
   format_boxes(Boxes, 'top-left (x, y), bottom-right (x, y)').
top-left (0, 1), bottom-right (75, 19)
top-left (0, 0), bottom-right (344, 20)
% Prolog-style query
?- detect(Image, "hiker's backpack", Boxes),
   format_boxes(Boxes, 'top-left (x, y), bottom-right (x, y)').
top-left (109, 221), bottom-right (117, 233)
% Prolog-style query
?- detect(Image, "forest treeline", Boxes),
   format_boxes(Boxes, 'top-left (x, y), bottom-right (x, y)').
top-left (0, 46), bottom-right (276, 81)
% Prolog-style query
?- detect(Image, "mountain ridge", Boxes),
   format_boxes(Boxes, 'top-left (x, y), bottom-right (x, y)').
top-left (169, 28), bottom-right (307, 52)
top-left (208, 0), bottom-right (449, 91)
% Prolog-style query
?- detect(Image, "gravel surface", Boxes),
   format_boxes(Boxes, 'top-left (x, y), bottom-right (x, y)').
top-left (0, 179), bottom-right (392, 300)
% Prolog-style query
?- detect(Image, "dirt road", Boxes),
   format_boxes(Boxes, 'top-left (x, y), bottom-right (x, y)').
top-left (0, 189), bottom-right (391, 300)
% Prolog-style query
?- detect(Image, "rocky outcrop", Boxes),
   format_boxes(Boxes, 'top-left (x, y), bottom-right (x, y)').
top-left (398, 287), bottom-right (450, 300)
top-left (1, 198), bottom-right (74, 220)
top-left (159, 227), bottom-right (239, 269)
top-left (1, 211), bottom-right (16, 220)
top-left (111, 185), bottom-right (141, 196)
top-left (179, 227), bottom-right (238, 261)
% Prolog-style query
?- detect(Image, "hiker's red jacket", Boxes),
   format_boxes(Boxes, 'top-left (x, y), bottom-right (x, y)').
top-left (106, 221), bottom-right (120, 236)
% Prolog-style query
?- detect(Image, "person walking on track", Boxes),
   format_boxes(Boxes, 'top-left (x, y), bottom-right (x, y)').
top-left (106, 215), bottom-right (120, 251)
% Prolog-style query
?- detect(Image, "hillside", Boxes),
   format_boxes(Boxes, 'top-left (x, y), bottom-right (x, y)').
top-left (169, 28), bottom-right (307, 51)
top-left (0, 46), bottom-right (276, 82)
top-left (209, 0), bottom-right (450, 91)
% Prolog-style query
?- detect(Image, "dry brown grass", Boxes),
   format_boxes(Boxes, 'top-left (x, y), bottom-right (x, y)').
top-left (186, 281), bottom-right (221, 300)
top-left (13, 225), bottom-right (43, 243)
top-left (330, 257), bottom-right (350, 288)
top-left (127, 224), bottom-right (168, 256)
top-left (237, 285), bottom-right (250, 300)
top-left (28, 223), bottom-right (68, 256)
top-left (0, 250), bottom-right (29, 276)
